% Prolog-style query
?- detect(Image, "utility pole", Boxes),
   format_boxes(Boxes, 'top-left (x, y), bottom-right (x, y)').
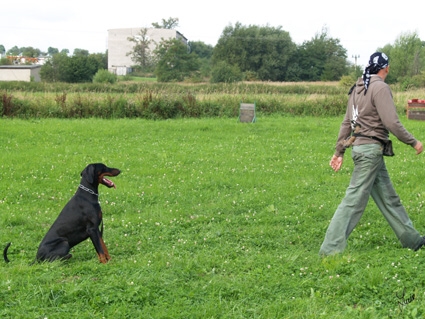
top-left (352, 54), bottom-right (360, 67)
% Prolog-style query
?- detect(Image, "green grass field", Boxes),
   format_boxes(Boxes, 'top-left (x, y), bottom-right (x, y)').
top-left (1, 116), bottom-right (425, 318)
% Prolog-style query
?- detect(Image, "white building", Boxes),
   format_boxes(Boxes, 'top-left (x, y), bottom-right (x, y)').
top-left (0, 65), bottom-right (42, 82)
top-left (107, 27), bottom-right (187, 75)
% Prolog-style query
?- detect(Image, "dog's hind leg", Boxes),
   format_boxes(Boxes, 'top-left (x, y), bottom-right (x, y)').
top-left (36, 238), bottom-right (72, 262)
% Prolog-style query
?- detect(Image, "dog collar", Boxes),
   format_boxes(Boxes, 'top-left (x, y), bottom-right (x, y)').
top-left (79, 184), bottom-right (99, 196)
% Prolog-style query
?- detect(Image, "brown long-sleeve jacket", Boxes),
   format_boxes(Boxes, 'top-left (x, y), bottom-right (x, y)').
top-left (335, 75), bottom-right (417, 157)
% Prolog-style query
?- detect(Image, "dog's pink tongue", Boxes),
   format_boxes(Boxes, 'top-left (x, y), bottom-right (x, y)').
top-left (104, 178), bottom-right (116, 188)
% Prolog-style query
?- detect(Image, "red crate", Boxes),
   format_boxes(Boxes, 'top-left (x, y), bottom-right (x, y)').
top-left (407, 99), bottom-right (425, 120)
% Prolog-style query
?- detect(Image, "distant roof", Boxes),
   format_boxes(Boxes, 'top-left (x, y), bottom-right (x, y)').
top-left (0, 65), bottom-right (42, 69)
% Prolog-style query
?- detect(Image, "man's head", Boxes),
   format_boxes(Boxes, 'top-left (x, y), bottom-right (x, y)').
top-left (363, 52), bottom-right (390, 94)
top-left (368, 52), bottom-right (389, 70)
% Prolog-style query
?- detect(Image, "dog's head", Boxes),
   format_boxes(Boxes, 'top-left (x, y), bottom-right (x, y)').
top-left (81, 163), bottom-right (121, 188)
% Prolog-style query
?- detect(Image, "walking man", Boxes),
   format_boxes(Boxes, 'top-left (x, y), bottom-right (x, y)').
top-left (319, 52), bottom-right (424, 256)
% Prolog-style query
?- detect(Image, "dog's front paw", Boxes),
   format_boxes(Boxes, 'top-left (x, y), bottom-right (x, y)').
top-left (98, 253), bottom-right (110, 264)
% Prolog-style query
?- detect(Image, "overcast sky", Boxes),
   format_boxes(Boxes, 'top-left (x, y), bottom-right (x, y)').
top-left (1, 0), bottom-right (423, 68)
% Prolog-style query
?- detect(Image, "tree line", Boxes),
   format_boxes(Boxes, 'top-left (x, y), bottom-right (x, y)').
top-left (0, 46), bottom-right (108, 83)
top-left (1, 18), bottom-right (425, 86)
top-left (128, 21), bottom-right (350, 83)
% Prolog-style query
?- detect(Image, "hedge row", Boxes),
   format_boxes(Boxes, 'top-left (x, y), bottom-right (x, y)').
top-left (0, 81), bottom-right (347, 95)
top-left (1, 90), bottom-right (348, 119)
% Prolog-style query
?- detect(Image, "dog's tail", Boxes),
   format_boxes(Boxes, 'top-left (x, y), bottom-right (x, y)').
top-left (3, 242), bottom-right (11, 263)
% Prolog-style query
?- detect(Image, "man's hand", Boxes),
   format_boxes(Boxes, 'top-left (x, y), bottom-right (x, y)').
top-left (330, 155), bottom-right (343, 172)
top-left (414, 141), bottom-right (423, 155)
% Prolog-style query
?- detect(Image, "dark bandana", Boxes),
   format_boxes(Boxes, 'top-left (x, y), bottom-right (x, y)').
top-left (362, 52), bottom-right (389, 94)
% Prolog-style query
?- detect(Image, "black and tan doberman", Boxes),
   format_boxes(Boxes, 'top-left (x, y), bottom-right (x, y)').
top-left (3, 163), bottom-right (120, 264)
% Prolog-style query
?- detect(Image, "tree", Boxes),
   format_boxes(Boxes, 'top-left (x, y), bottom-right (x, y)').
top-left (40, 53), bottom-right (68, 82)
top-left (154, 38), bottom-right (199, 82)
top-left (189, 41), bottom-right (213, 59)
top-left (152, 17), bottom-right (179, 29)
top-left (127, 28), bottom-right (154, 72)
top-left (6, 46), bottom-right (20, 56)
top-left (291, 27), bottom-right (348, 81)
top-left (48, 47), bottom-right (59, 56)
top-left (0, 45), bottom-right (5, 55)
top-left (90, 52), bottom-right (108, 70)
top-left (21, 46), bottom-right (41, 58)
top-left (40, 52), bottom-right (106, 83)
top-left (189, 41), bottom-right (213, 77)
top-left (212, 22), bottom-right (296, 81)
top-left (210, 61), bottom-right (242, 83)
top-left (380, 31), bottom-right (425, 83)
top-left (73, 48), bottom-right (89, 57)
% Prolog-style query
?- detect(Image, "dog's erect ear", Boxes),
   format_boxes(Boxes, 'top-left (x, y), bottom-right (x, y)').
top-left (81, 164), bottom-right (95, 184)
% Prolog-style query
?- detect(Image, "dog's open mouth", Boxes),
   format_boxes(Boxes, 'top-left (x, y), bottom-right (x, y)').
top-left (102, 178), bottom-right (116, 188)
top-left (98, 168), bottom-right (120, 188)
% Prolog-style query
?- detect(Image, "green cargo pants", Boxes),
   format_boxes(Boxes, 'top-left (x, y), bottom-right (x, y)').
top-left (319, 143), bottom-right (423, 256)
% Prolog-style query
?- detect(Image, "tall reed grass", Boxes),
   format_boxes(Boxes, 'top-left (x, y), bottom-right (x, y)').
top-left (1, 81), bottom-right (422, 119)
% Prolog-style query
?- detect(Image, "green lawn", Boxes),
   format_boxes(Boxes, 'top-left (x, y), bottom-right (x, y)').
top-left (1, 116), bottom-right (425, 318)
